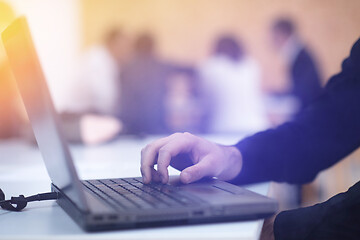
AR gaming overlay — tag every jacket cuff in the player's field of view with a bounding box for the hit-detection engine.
[229,138,270,184]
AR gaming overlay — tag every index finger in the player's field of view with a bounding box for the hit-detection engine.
[140,133,183,183]
[156,134,196,183]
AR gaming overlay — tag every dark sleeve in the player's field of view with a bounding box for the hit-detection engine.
[292,50,322,108]
[274,180,360,240]
[231,38,360,185]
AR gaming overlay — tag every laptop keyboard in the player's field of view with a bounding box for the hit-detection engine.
[82,178,205,211]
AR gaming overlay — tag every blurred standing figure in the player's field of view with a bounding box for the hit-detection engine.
[120,33,192,135]
[271,18,322,111]
[269,18,323,211]
[71,28,128,116]
[164,73,204,133]
[199,36,268,134]
[61,28,126,144]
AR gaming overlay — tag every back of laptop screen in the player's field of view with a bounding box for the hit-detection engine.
[1,17,88,211]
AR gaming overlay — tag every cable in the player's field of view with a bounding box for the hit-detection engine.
[0,188,58,212]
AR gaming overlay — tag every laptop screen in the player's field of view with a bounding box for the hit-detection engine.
[1,17,88,211]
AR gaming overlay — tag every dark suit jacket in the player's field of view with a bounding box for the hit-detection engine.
[119,55,170,135]
[291,47,322,110]
[232,38,360,239]
[119,54,194,135]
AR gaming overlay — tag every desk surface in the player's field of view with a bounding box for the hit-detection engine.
[0,135,269,240]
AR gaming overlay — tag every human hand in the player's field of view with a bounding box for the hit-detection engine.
[140,132,242,184]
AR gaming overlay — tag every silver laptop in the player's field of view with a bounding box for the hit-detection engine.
[2,17,278,231]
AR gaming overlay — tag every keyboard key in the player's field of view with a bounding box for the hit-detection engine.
[124,178,140,183]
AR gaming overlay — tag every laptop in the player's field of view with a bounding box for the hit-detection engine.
[1,17,278,231]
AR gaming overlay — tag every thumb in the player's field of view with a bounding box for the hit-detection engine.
[180,156,213,184]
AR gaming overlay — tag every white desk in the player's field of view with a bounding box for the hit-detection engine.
[0,135,269,240]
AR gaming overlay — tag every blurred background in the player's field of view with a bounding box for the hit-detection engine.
[1,0,360,209]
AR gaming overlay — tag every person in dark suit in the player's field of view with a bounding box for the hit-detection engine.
[119,33,193,135]
[140,37,360,239]
[272,18,323,111]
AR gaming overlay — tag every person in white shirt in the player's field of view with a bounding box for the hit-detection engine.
[63,29,128,144]
[199,35,268,134]
[71,28,128,116]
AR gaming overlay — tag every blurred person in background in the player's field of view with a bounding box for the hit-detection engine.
[120,33,193,135]
[271,18,322,112]
[199,35,268,134]
[270,18,324,211]
[72,28,128,116]
[164,73,204,133]
[61,28,127,144]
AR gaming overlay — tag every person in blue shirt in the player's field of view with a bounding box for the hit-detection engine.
[140,38,360,239]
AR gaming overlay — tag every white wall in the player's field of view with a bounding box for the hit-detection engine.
[7,0,81,111]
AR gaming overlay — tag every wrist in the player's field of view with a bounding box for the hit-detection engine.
[218,145,242,181]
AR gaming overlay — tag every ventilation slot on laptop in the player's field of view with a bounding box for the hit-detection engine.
[93,215,104,221]
[136,213,188,222]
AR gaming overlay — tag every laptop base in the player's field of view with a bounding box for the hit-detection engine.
[52,180,275,232]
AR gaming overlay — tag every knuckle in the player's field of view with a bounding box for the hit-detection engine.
[183,132,192,137]
[173,132,182,138]
[158,165,167,174]
[158,147,170,157]
[184,131,196,143]
[142,143,155,155]
[141,144,148,153]
[145,143,154,151]
[140,147,146,156]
